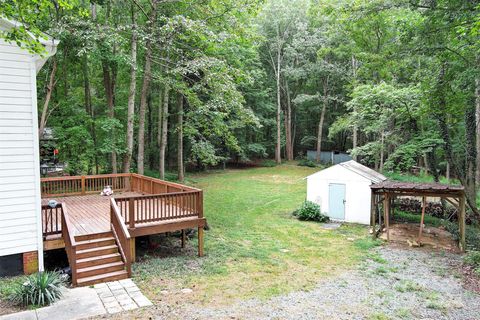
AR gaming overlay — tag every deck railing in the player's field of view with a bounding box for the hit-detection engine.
[42,172,203,234]
[110,198,132,276]
[115,190,203,227]
[41,203,62,238]
[60,203,78,285]
[41,173,131,197]
[130,173,199,194]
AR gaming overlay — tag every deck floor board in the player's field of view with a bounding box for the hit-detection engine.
[42,192,143,236]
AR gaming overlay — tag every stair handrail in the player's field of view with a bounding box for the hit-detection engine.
[60,203,77,285]
[110,198,132,277]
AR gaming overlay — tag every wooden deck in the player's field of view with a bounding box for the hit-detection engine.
[42,192,143,236]
[41,191,203,236]
[40,173,206,286]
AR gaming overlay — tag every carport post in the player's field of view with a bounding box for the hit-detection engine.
[417,196,426,244]
[383,193,390,241]
[459,195,466,252]
[370,190,376,239]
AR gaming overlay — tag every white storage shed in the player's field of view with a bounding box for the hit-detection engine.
[0,18,58,275]
[306,160,387,224]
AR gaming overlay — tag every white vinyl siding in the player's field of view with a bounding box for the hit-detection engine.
[0,39,41,257]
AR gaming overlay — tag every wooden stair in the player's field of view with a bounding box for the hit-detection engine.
[74,232,129,286]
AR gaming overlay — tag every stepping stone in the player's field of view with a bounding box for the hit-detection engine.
[133,296,153,307]
[93,283,108,289]
[321,223,341,230]
[122,303,137,311]
[119,279,136,288]
[106,306,123,314]
[0,310,37,320]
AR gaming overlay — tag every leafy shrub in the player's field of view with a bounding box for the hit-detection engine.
[295,201,329,222]
[260,159,277,167]
[298,159,317,167]
[464,251,480,274]
[11,271,65,307]
[245,143,268,159]
[444,223,480,251]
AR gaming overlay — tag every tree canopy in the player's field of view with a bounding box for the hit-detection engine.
[1,0,479,213]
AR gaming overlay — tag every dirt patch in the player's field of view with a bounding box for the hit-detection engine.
[379,222,459,252]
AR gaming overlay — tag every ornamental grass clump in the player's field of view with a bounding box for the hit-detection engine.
[11,271,66,307]
[294,200,329,222]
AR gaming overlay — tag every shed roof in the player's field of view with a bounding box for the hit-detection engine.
[370,180,464,196]
[338,160,387,183]
[306,160,387,183]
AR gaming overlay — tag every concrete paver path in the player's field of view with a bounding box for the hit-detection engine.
[0,279,152,320]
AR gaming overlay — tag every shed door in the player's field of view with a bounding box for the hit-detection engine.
[328,183,346,220]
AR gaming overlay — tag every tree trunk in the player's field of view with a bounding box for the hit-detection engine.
[136,4,157,175]
[159,85,169,180]
[316,78,328,163]
[285,80,293,161]
[102,62,117,172]
[475,66,480,188]
[351,55,358,161]
[352,126,358,161]
[136,44,153,175]
[101,0,117,173]
[177,94,184,182]
[147,92,155,170]
[436,64,478,215]
[465,99,477,209]
[379,130,385,172]
[275,41,282,164]
[82,55,98,174]
[426,149,439,182]
[122,6,137,173]
[38,59,57,138]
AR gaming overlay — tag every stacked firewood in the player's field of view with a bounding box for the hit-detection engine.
[394,198,457,219]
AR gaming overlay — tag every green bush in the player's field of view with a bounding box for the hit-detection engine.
[11,271,66,307]
[295,201,329,222]
[464,251,480,274]
[444,223,480,251]
[260,159,277,167]
[298,159,317,167]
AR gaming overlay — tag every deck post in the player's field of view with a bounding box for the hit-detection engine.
[198,191,204,218]
[181,229,186,248]
[130,237,136,262]
[128,198,135,229]
[198,226,204,257]
[81,176,85,195]
[459,194,466,252]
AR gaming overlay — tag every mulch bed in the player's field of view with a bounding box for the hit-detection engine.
[0,299,22,316]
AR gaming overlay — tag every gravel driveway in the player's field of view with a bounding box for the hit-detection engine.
[104,245,480,320]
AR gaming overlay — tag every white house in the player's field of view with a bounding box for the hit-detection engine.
[306,160,387,225]
[0,18,58,275]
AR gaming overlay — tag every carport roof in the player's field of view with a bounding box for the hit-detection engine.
[370,180,464,197]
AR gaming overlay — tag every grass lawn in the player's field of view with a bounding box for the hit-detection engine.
[134,164,378,306]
